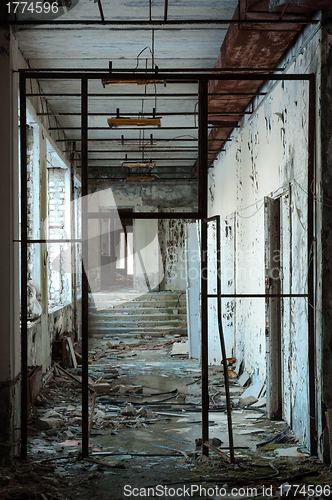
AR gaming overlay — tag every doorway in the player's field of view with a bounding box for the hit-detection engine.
[264,196,282,420]
[100,209,134,288]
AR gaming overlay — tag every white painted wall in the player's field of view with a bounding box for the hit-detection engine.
[134,219,162,291]
[207,25,322,447]
[186,222,201,360]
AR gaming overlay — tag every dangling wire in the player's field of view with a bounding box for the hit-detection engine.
[152,28,155,68]
[135,47,153,70]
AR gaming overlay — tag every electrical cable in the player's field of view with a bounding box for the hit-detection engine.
[256,425,290,447]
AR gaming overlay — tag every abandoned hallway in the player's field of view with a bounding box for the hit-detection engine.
[1,0,332,498]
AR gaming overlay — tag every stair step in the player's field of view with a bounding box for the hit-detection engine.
[89,326,184,336]
[89,319,185,327]
[88,291,187,337]
[89,311,187,321]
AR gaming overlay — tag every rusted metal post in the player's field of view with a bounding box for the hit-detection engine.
[81,78,89,458]
[216,215,235,463]
[164,0,168,21]
[20,71,28,461]
[199,78,209,456]
[308,74,316,456]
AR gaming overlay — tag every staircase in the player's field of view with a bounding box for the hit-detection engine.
[88,290,187,337]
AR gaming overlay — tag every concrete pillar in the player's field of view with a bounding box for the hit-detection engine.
[321,20,332,462]
[39,130,50,370]
[0,27,21,461]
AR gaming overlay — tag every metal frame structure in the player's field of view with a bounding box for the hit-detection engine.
[20,69,316,460]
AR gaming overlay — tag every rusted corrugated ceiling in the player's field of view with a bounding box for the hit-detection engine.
[192,0,332,176]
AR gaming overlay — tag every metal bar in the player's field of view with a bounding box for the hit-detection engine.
[308,74,316,456]
[17,239,83,243]
[88,211,200,219]
[207,293,308,298]
[49,127,200,130]
[88,179,197,184]
[22,72,311,81]
[199,79,209,457]
[85,168,193,171]
[56,139,231,142]
[83,168,194,173]
[68,149,201,153]
[20,71,28,461]
[48,126,239,131]
[21,67,284,74]
[9,18,317,24]
[164,0,168,22]
[215,215,234,463]
[28,93,199,98]
[81,78,89,459]
[39,112,247,117]
[27,92,266,98]
[88,178,193,181]
[74,157,197,161]
[97,0,105,22]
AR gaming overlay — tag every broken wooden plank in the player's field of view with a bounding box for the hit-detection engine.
[55,363,95,393]
[204,441,231,463]
[67,337,78,369]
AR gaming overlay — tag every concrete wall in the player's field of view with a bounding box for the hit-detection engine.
[24,101,82,372]
[0,28,83,459]
[207,23,322,450]
[91,182,197,291]
[0,27,21,461]
[320,19,332,462]
[159,210,190,291]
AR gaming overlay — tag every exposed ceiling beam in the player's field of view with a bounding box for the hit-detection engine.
[164,0,169,22]
[8,19,317,26]
[97,0,105,22]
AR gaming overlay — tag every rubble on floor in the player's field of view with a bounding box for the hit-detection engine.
[1,331,331,499]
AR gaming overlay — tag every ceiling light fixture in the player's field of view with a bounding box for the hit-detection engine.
[102,79,164,86]
[122,162,155,168]
[108,118,161,128]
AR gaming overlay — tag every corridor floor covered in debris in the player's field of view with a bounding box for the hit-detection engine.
[1,291,331,499]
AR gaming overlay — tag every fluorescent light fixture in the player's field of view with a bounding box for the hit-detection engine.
[126,176,155,181]
[108,118,161,128]
[102,79,164,86]
[122,162,155,168]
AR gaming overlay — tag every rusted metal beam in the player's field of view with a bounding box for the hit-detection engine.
[67,149,201,153]
[38,112,248,116]
[205,215,235,463]
[207,293,308,298]
[216,215,234,463]
[28,92,265,98]
[88,179,196,184]
[73,157,197,161]
[9,19,318,26]
[97,0,105,22]
[55,138,231,142]
[84,168,193,171]
[22,71,311,81]
[199,79,209,457]
[20,71,28,461]
[308,74,316,456]
[164,0,168,21]
[87,211,200,219]
[48,126,238,131]
[81,78,89,459]
[22,67,284,74]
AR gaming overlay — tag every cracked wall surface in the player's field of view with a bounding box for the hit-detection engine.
[207,23,323,451]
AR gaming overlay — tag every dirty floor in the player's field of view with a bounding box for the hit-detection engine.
[1,331,331,500]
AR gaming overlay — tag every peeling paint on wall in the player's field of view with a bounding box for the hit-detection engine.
[207,25,322,448]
